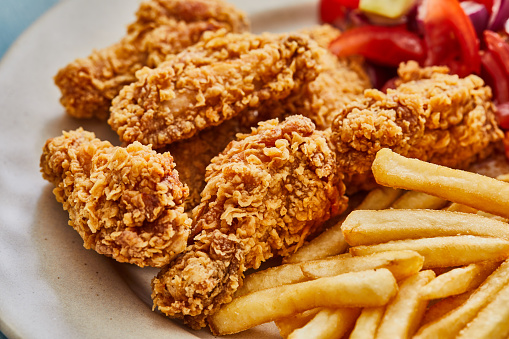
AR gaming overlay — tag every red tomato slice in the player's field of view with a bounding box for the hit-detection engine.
[319,0,359,24]
[504,132,509,160]
[328,25,425,67]
[421,0,481,76]
[481,50,509,103]
[484,30,509,77]
[497,102,509,130]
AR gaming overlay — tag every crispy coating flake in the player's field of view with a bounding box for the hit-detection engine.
[252,25,371,130]
[108,31,324,148]
[151,115,347,329]
[54,0,249,119]
[40,128,192,267]
[331,61,504,175]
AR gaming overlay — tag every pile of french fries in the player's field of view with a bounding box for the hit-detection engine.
[208,148,509,338]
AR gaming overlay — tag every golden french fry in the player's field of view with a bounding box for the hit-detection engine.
[275,308,321,338]
[235,262,307,297]
[420,291,474,326]
[445,203,478,214]
[349,236,509,269]
[356,186,403,210]
[414,259,509,339]
[342,209,509,246]
[282,220,349,264]
[376,270,435,339]
[457,280,509,339]
[283,187,401,264]
[420,261,500,300]
[349,306,385,339]
[288,307,360,339]
[372,148,509,219]
[498,173,509,182]
[391,191,448,210]
[208,269,398,335]
[300,250,423,281]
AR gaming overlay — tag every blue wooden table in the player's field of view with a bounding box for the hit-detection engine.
[1,2,59,338]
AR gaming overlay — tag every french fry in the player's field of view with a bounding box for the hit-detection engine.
[414,259,509,339]
[355,186,403,210]
[498,173,509,182]
[420,291,474,326]
[420,261,500,300]
[372,148,509,219]
[235,262,307,297]
[390,191,448,210]
[208,269,398,335]
[283,187,401,264]
[375,270,435,339]
[457,280,509,339]
[349,236,509,269]
[288,307,360,339]
[445,203,478,213]
[282,219,349,264]
[349,306,385,339]
[342,209,509,246]
[300,250,423,281]
[275,308,321,338]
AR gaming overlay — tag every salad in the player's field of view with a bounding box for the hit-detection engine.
[319,0,509,157]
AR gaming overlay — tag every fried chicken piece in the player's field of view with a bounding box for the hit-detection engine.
[251,25,371,130]
[108,31,323,148]
[331,61,504,177]
[161,117,255,212]
[151,115,348,329]
[40,128,192,267]
[54,0,249,119]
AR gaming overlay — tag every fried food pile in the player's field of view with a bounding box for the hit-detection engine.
[40,128,191,267]
[41,0,507,335]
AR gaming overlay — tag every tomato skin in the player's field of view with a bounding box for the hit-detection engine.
[481,50,509,103]
[497,102,509,130]
[504,132,509,160]
[481,31,509,104]
[328,25,425,67]
[421,0,481,77]
[319,0,359,24]
[484,31,509,77]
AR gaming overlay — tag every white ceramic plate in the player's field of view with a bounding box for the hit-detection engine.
[0,0,318,338]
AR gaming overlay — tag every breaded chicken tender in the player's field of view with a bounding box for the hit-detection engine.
[40,128,192,267]
[54,0,249,119]
[331,61,504,176]
[151,115,348,329]
[161,117,253,211]
[108,31,324,148]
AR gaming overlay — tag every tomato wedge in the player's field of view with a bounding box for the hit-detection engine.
[497,102,509,130]
[481,31,509,104]
[328,25,425,67]
[420,0,481,77]
[481,50,509,103]
[320,0,359,24]
[504,132,509,160]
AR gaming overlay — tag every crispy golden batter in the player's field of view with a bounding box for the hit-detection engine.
[108,31,323,148]
[252,25,371,130]
[332,61,504,175]
[54,0,249,119]
[151,116,347,329]
[160,117,252,211]
[40,128,192,267]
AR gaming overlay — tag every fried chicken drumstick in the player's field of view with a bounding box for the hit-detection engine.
[108,31,323,148]
[332,61,504,177]
[54,0,249,119]
[40,129,192,267]
[151,115,348,329]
